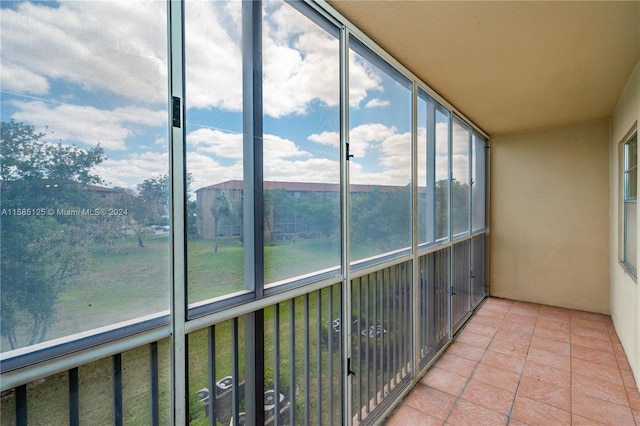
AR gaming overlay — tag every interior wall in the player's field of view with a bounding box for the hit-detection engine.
[490,120,610,313]
[610,60,640,386]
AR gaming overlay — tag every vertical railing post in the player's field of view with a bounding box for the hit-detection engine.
[15,384,27,426]
[113,354,123,426]
[69,368,79,426]
[207,326,216,424]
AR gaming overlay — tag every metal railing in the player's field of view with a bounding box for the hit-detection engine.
[418,247,451,368]
[350,260,413,425]
[1,235,487,426]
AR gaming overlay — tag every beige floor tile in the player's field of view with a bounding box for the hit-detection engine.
[480,349,526,375]
[460,379,515,415]
[420,367,468,396]
[472,363,520,393]
[404,384,456,421]
[385,405,443,426]
[511,395,571,425]
[446,399,508,426]
[517,374,570,412]
[434,353,478,378]
[572,391,635,425]
[384,298,638,426]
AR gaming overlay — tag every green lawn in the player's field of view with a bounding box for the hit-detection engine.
[1,235,346,425]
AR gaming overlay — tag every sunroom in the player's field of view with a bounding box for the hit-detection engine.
[0,1,638,425]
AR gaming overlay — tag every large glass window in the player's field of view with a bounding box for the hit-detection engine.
[472,132,487,231]
[262,2,341,287]
[417,91,451,246]
[348,37,412,264]
[185,0,246,305]
[451,117,471,238]
[1,1,170,352]
[185,2,341,304]
[417,95,429,245]
[623,132,637,275]
[1,2,491,423]
[435,107,451,242]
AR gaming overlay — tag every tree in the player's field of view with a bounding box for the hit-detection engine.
[295,192,339,238]
[1,120,107,349]
[350,186,412,254]
[120,173,193,247]
[120,175,169,248]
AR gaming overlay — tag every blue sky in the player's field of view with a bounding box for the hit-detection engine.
[1,0,462,194]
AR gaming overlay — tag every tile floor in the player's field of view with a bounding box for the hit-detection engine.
[384,297,640,425]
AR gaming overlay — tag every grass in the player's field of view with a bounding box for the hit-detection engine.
[1,233,407,425]
[1,235,346,425]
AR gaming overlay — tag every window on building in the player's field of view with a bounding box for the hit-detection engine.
[623,132,637,276]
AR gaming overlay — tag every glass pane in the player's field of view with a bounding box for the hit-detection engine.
[417,95,428,245]
[435,108,450,242]
[185,0,246,304]
[419,94,450,246]
[262,2,340,286]
[627,134,637,200]
[348,37,412,264]
[625,202,637,272]
[1,1,169,353]
[452,118,471,237]
[472,133,486,231]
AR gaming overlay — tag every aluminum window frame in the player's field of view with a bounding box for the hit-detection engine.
[623,131,638,277]
[1,1,491,425]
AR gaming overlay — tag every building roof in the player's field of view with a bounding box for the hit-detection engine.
[197,180,426,194]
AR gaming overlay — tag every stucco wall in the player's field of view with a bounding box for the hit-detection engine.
[610,61,640,386]
[490,120,610,314]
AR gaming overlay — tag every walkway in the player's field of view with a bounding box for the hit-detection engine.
[385,297,640,425]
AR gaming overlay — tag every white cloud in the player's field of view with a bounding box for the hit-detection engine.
[365,98,390,108]
[264,134,311,160]
[262,3,342,117]
[308,131,339,148]
[349,55,384,108]
[1,64,49,95]
[187,128,244,159]
[349,123,397,158]
[184,1,242,111]
[187,151,243,193]
[263,157,340,183]
[379,132,411,171]
[1,1,168,104]
[2,0,383,124]
[94,152,168,189]
[187,128,309,161]
[10,101,166,150]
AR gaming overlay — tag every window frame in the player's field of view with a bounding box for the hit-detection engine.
[622,131,637,277]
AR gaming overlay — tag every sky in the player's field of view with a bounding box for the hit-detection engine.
[0,0,470,196]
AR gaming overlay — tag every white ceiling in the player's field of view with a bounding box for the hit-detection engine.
[327,0,640,136]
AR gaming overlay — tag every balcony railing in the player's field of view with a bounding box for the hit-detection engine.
[1,233,487,425]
